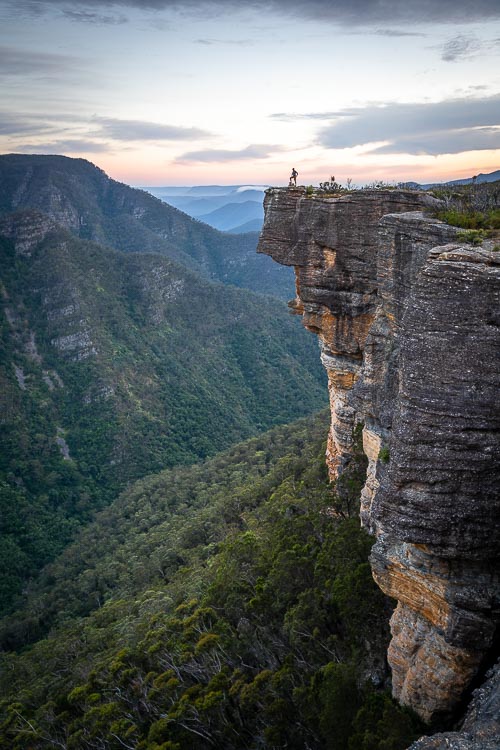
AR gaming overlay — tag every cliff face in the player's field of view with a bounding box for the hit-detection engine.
[409,659,500,749]
[257,187,500,724]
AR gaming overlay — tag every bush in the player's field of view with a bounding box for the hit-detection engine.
[378,446,390,464]
[456,229,487,245]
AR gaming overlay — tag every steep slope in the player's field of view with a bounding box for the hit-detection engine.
[0,154,292,299]
[0,209,327,614]
[258,186,500,725]
[0,412,425,750]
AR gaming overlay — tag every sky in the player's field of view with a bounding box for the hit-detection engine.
[1,0,500,186]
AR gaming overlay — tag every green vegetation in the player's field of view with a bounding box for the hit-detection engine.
[434,205,500,244]
[435,208,500,231]
[309,178,406,196]
[456,229,488,245]
[431,180,500,241]
[378,446,390,465]
[315,179,353,196]
[318,179,347,193]
[0,413,425,749]
[361,180,398,190]
[0,220,327,615]
[0,154,294,300]
[430,181,500,210]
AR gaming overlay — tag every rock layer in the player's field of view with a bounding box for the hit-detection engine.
[408,660,500,750]
[258,187,500,723]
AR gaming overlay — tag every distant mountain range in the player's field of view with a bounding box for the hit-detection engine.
[404,169,500,190]
[143,184,267,233]
[199,200,264,233]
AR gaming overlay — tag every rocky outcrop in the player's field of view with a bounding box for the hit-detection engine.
[0,211,100,362]
[408,660,500,749]
[258,187,500,725]
[0,210,58,256]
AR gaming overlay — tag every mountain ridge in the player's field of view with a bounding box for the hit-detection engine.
[198,200,264,233]
[0,154,292,300]
[403,168,500,190]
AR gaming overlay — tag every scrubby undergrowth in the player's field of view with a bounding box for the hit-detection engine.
[0,412,425,749]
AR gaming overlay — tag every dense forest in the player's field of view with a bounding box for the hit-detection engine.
[0,412,424,749]
[0,155,330,616]
[0,212,326,615]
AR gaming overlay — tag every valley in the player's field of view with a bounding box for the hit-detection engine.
[0,156,326,616]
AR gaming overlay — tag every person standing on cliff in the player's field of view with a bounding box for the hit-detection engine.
[290,167,298,187]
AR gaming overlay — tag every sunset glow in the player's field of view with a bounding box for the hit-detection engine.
[1,0,499,186]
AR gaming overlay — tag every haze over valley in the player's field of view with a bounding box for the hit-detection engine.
[144,184,266,233]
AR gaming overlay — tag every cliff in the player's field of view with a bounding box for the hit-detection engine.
[257,187,500,726]
[409,659,500,749]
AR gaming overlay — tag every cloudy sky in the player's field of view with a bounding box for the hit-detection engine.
[1,0,500,186]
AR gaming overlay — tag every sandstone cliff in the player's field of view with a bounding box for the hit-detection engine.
[257,187,500,727]
[408,659,500,749]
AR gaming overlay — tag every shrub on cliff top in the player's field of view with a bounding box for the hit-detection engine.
[436,207,500,230]
[456,229,488,245]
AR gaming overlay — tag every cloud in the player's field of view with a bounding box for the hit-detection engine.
[194,37,254,45]
[0,45,80,76]
[0,113,209,147]
[12,139,110,154]
[176,143,287,162]
[62,9,127,23]
[0,112,58,136]
[371,128,500,155]
[95,117,212,141]
[345,28,427,37]
[7,0,500,26]
[317,95,500,155]
[371,29,426,38]
[270,111,355,122]
[441,34,482,61]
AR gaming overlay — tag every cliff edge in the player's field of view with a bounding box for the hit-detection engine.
[257,187,500,727]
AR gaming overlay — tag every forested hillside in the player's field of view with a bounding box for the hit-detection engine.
[0,210,326,614]
[0,412,424,749]
[0,154,292,299]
